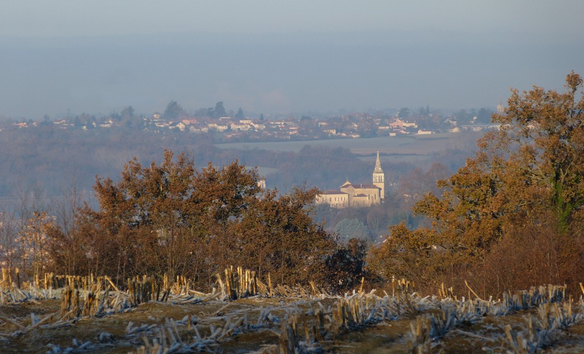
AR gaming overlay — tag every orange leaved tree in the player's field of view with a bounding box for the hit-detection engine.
[369,72,584,295]
[46,150,336,289]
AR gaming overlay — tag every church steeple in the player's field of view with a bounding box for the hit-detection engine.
[374,151,383,173]
[372,151,385,200]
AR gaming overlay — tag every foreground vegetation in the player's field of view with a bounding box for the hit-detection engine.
[2,270,584,353]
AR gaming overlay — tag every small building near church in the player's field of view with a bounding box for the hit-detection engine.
[315,190,349,208]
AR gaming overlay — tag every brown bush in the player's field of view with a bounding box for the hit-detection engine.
[479,217,584,296]
[44,150,337,290]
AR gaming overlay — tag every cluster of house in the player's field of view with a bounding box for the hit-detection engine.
[377,118,434,136]
[7,109,502,142]
[316,151,385,208]
[150,114,307,140]
[152,115,263,133]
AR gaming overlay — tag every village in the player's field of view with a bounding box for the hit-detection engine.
[1,102,502,143]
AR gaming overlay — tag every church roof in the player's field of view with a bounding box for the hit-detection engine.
[341,183,380,189]
[320,190,348,195]
[373,151,384,173]
[340,179,353,188]
[356,184,380,189]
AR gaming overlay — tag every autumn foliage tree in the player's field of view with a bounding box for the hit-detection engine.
[46,150,336,289]
[369,72,584,295]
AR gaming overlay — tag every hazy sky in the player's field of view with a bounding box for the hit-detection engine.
[1,1,583,118]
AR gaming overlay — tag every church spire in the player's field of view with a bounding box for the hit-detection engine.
[373,151,383,173]
[372,150,385,201]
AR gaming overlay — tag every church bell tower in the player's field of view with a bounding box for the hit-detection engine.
[372,151,385,200]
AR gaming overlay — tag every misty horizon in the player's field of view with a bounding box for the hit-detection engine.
[1,1,583,119]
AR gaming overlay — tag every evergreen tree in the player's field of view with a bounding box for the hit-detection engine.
[163,100,184,120]
[212,101,227,118]
[235,108,244,120]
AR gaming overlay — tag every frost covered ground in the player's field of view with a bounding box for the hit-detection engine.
[1,278,584,353]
